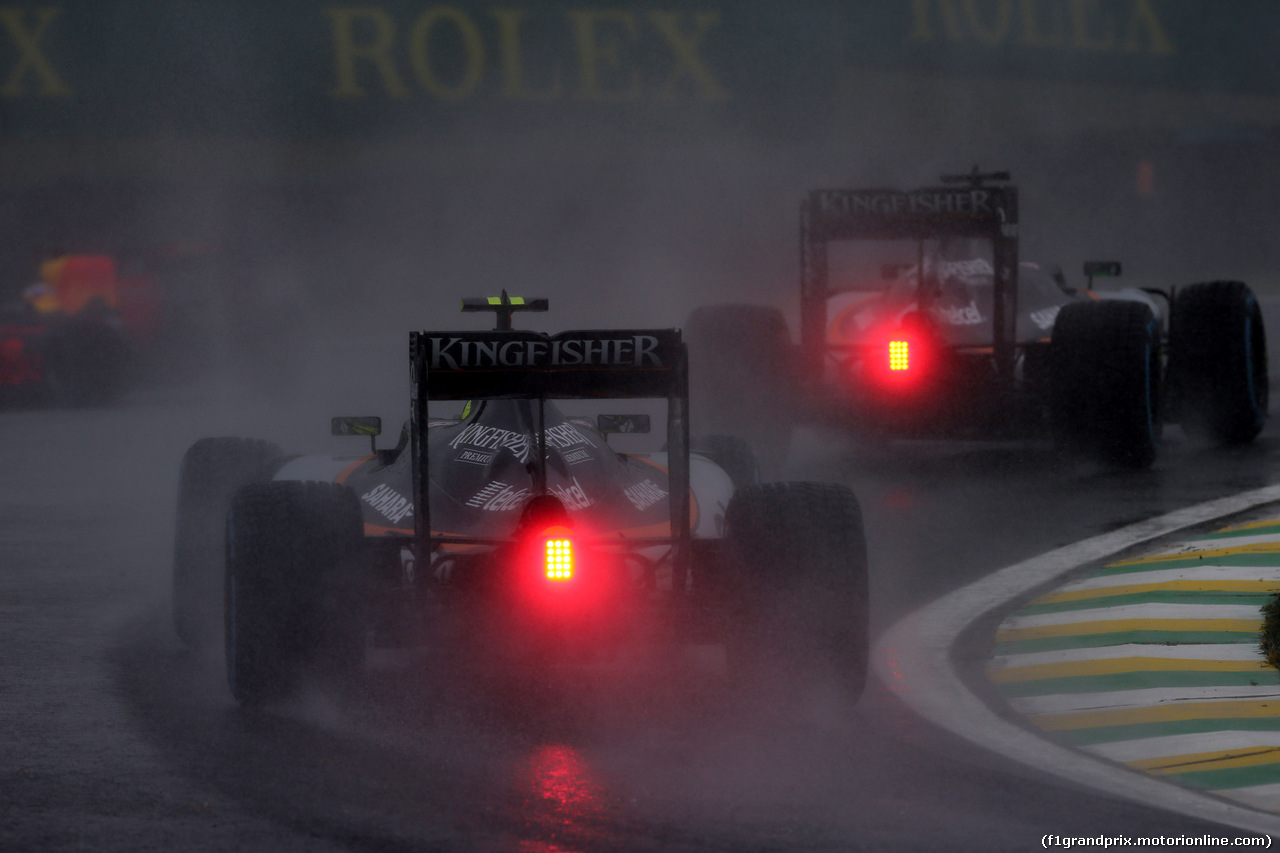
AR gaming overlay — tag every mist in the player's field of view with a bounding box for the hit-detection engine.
[4,2,1279,850]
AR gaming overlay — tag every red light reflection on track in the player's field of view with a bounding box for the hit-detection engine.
[526,744,602,813]
[510,743,611,852]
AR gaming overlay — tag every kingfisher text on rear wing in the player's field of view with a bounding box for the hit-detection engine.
[412,329,686,400]
[424,333,667,370]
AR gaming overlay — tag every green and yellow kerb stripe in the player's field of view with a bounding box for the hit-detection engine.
[986,516,1280,809]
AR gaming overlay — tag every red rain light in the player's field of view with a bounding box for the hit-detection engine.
[888,339,910,371]
[867,315,940,393]
[542,529,574,582]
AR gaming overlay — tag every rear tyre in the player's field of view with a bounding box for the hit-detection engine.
[722,482,869,707]
[1168,280,1268,445]
[224,481,365,707]
[685,304,795,478]
[1050,299,1162,469]
[173,437,281,649]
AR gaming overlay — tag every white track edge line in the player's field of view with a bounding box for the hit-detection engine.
[871,483,1280,837]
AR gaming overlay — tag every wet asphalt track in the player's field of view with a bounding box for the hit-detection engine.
[5,337,1280,852]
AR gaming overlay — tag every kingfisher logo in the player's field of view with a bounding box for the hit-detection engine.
[427,334,664,370]
[447,421,595,464]
[448,423,531,462]
[819,189,999,218]
[544,422,596,450]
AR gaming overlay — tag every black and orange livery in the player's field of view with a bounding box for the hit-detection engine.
[174,293,871,708]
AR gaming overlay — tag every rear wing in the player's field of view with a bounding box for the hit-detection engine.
[800,177,1021,381]
[407,328,691,578]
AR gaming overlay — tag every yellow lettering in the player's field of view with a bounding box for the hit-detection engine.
[964,0,1012,46]
[1070,0,1115,51]
[648,11,726,101]
[1017,0,1065,48]
[1123,0,1173,55]
[326,7,407,98]
[1,7,70,97]
[907,0,1170,58]
[567,10,640,101]
[909,0,964,42]
[408,7,484,100]
[492,8,561,100]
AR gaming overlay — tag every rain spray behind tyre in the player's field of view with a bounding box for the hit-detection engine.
[722,482,869,708]
[225,480,365,707]
[172,437,281,649]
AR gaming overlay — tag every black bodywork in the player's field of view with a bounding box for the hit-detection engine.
[797,170,1062,437]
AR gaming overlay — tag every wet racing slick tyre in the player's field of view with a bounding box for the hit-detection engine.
[172,437,281,649]
[691,434,759,493]
[723,482,869,708]
[685,304,795,478]
[1167,280,1269,446]
[225,481,366,707]
[1050,299,1162,469]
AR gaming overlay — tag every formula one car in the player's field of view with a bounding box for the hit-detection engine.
[688,169,1268,469]
[0,254,133,406]
[0,306,131,406]
[172,295,869,708]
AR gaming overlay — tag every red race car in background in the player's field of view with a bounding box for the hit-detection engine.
[0,254,144,406]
